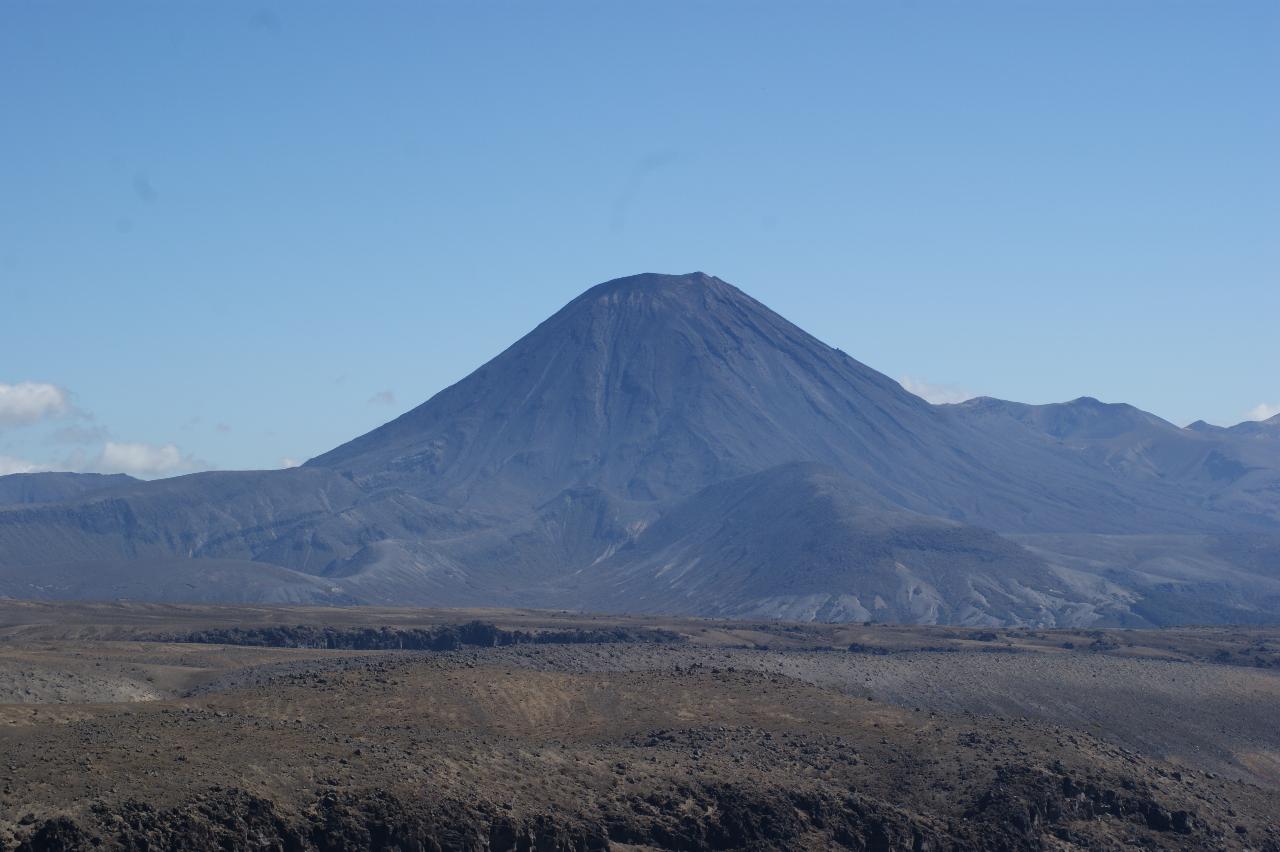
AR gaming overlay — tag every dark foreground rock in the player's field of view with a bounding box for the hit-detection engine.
[12,768,1256,852]
[144,621,683,651]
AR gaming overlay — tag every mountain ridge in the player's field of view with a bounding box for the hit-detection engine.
[1,272,1278,625]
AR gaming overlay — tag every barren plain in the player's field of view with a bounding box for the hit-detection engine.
[1,601,1277,850]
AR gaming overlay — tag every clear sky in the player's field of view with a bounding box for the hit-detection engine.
[2,1,1276,477]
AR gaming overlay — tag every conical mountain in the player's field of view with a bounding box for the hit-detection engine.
[309,272,940,512]
[2,271,1278,624]
[308,272,1227,533]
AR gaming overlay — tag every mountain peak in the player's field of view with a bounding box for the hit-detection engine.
[1186,420,1223,433]
[569,271,736,310]
[307,271,931,509]
[947,394,1177,439]
[582,271,720,293]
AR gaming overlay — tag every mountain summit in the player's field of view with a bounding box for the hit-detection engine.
[2,272,1278,624]
[307,272,1252,534]
[309,271,936,512]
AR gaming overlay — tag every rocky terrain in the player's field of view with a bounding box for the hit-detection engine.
[1,602,1278,850]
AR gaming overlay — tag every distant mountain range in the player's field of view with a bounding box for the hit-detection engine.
[2,273,1278,625]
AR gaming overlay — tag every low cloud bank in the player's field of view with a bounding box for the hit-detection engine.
[899,376,975,406]
[1246,402,1280,422]
[1,380,208,479]
[95,441,203,477]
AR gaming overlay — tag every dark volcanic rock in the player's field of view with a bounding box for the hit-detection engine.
[146,621,683,651]
[12,769,1228,852]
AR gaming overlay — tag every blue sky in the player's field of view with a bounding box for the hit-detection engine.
[2,1,1276,476]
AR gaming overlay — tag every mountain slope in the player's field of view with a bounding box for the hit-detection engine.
[0,472,137,506]
[0,557,352,604]
[0,467,482,582]
[945,396,1280,524]
[569,463,1123,625]
[309,272,1252,534]
[0,272,1277,624]
[309,272,945,511]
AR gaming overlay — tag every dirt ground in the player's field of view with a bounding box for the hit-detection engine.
[1,601,1277,850]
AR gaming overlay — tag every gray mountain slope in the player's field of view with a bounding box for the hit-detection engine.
[560,463,1128,625]
[944,396,1280,526]
[1226,412,1280,432]
[1012,532,1280,626]
[308,273,1254,534]
[1,272,1277,624]
[231,467,1074,624]
[0,466,495,570]
[0,556,351,604]
[310,272,953,512]
[0,473,137,506]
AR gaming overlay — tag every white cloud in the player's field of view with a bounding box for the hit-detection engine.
[94,441,204,477]
[0,381,212,477]
[279,457,301,468]
[1247,402,1280,422]
[0,455,52,475]
[368,390,396,406]
[0,382,72,427]
[899,376,975,406]
[0,440,208,479]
